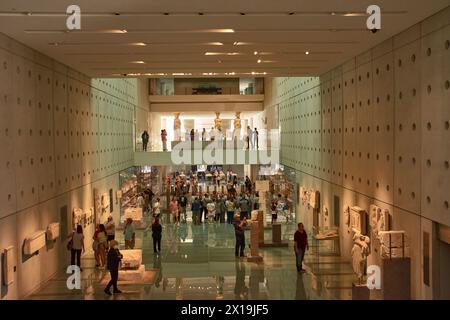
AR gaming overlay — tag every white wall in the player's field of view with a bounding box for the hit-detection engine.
[0,32,145,299]
[267,7,450,299]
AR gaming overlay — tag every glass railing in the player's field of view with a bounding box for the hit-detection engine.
[135,129,280,153]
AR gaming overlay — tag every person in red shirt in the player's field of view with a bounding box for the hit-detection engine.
[161,129,168,151]
[294,222,309,272]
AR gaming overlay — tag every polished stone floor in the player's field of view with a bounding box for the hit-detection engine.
[28,218,355,300]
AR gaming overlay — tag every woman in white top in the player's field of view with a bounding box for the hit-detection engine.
[69,225,85,271]
[153,198,161,218]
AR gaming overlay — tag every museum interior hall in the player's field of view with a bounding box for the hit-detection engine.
[0,0,449,301]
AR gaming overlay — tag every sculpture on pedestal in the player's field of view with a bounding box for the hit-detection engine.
[174,113,181,141]
[214,112,222,130]
[233,112,241,141]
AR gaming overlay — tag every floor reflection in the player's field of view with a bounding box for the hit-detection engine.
[28,220,354,300]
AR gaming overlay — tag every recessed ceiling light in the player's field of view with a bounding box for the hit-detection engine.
[130,60,145,64]
[257,59,262,63]
[207,42,224,46]
[330,12,336,16]
[305,51,310,55]
[202,28,235,33]
[343,12,367,17]
[254,51,258,55]
[130,42,147,46]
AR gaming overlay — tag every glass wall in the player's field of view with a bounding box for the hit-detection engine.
[150,78,264,95]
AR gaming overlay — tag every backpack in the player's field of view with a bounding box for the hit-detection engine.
[66,232,74,251]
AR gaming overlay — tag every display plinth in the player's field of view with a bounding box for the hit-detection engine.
[247,221,263,263]
[272,224,282,243]
[259,223,289,247]
[121,250,142,269]
[382,257,411,300]
[118,264,145,282]
[352,283,370,300]
[257,211,264,244]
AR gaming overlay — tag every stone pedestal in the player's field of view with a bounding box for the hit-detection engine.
[382,257,411,300]
[352,283,370,300]
[272,224,282,243]
[258,211,264,244]
[247,221,263,262]
[259,223,289,247]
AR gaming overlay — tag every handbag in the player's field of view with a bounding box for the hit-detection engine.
[67,233,74,251]
[92,240,99,251]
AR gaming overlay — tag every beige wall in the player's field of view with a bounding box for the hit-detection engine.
[0,32,142,299]
[268,7,450,299]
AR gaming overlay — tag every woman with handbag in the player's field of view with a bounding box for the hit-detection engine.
[97,224,108,268]
[68,225,85,271]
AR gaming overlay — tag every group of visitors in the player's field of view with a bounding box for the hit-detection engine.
[152,126,260,151]
[245,126,259,150]
[271,194,291,224]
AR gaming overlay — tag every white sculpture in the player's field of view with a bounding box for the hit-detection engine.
[24,230,46,255]
[46,222,60,241]
[351,233,371,284]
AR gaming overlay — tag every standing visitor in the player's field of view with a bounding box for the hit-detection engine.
[137,193,145,209]
[234,215,247,258]
[105,216,116,243]
[68,225,85,271]
[153,197,161,218]
[202,128,206,141]
[161,129,168,151]
[169,196,179,224]
[104,240,122,295]
[254,128,259,149]
[253,192,260,210]
[97,224,108,268]
[226,196,236,224]
[152,217,163,254]
[178,193,188,223]
[191,196,201,224]
[194,129,200,141]
[294,223,309,272]
[246,126,252,149]
[215,194,225,223]
[141,130,149,151]
[271,201,278,224]
[202,194,212,223]
[190,129,195,141]
[123,218,135,249]
[239,195,250,220]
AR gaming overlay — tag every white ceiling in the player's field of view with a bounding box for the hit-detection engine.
[0,0,448,78]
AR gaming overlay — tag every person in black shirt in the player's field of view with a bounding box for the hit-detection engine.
[234,216,247,257]
[152,217,163,254]
[104,240,122,295]
[141,130,149,151]
[178,193,188,223]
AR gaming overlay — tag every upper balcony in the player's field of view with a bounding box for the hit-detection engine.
[149,94,264,112]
